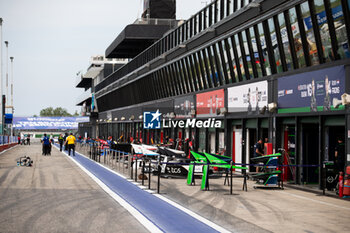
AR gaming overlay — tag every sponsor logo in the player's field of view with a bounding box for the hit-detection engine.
[143,110,222,129]
[162,118,222,128]
[143,110,161,129]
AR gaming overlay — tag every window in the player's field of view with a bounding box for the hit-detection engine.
[330,0,350,58]
[258,23,272,75]
[268,18,283,73]
[300,2,320,65]
[237,0,241,10]
[160,68,170,97]
[171,63,183,95]
[204,7,209,29]
[248,27,263,77]
[188,55,200,91]
[180,25,184,43]
[194,15,198,35]
[233,34,246,80]
[288,8,307,68]
[241,30,255,78]
[220,0,225,19]
[167,65,177,96]
[228,35,242,82]
[176,61,188,94]
[242,0,249,7]
[214,1,219,23]
[209,45,221,86]
[209,4,213,26]
[314,0,333,62]
[204,48,215,87]
[221,40,234,83]
[193,53,205,90]
[196,51,208,89]
[200,49,213,88]
[181,59,192,93]
[214,42,227,84]
[277,13,294,71]
[166,67,175,96]
[227,0,233,16]
[154,71,164,98]
[151,73,162,99]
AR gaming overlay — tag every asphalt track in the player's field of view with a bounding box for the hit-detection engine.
[3,144,350,233]
[59,145,230,233]
[0,144,148,233]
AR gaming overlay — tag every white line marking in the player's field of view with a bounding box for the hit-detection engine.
[154,194,233,233]
[283,192,350,211]
[53,146,163,233]
[58,146,233,233]
[0,144,17,155]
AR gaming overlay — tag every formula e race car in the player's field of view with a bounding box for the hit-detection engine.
[131,144,199,177]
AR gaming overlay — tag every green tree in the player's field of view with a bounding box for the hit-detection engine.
[40,107,54,116]
[40,107,73,117]
[53,107,71,116]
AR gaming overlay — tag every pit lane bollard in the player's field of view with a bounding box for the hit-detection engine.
[142,160,145,186]
[123,153,125,174]
[148,161,151,190]
[157,157,161,194]
[118,151,121,171]
[243,170,248,192]
[135,157,138,182]
[130,154,133,180]
[323,162,326,195]
[230,161,233,195]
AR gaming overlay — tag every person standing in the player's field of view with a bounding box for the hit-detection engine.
[335,137,345,173]
[63,133,68,151]
[58,134,64,152]
[65,133,76,156]
[26,135,30,145]
[253,138,264,172]
[17,134,20,144]
[21,134,25,145]
[42,134,50,155]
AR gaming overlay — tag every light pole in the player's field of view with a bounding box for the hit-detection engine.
[0,18,3,135]
[4,41,8,135]
[10,56,13,136]
[5,41,8,113]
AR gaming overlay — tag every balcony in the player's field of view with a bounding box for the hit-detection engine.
[105,18,179,59]
[76,66,103,88]
[76,88,92,106]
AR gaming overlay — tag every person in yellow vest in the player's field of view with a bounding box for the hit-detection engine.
[65,133,76,156]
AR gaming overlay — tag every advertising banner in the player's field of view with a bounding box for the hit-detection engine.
[277,66,345,113]
[13,117,90,130]
[196,89,224,117]
[174,96,195,118]
[227,81,268,113]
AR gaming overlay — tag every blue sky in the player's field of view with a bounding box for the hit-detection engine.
[0,0,207,116]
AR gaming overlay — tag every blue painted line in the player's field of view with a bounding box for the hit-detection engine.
[61,147,221,233]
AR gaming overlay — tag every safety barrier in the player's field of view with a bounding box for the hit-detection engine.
[0,136,17,145]
[75,141,337,197]
[0,136,18,152]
